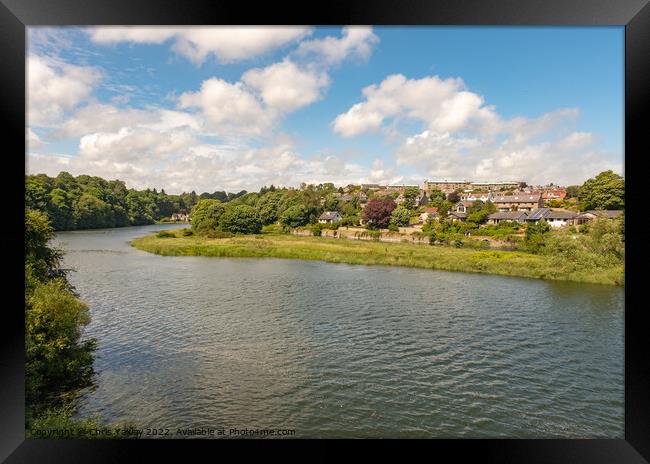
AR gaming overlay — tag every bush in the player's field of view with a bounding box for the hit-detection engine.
[156,231,175,238]
[204,230,234,239]
[181,228,193,236]
[219,205,262,234]
[191,199,225,235]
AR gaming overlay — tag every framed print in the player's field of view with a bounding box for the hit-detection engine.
[2,0,649,461]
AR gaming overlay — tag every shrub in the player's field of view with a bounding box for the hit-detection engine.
[191,199,225,235]
[181,228,193,236]
[156,231,175,238]
[219,205,262,234]
[204,230,234,239]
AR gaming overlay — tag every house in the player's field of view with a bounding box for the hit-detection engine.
[447,211,467,222]
[486,211,528,225]
[574,210,623,225]
[493,192,543,212]
[544,210,577,228]
[469,181,521,191]
[422,179,471,194]
[318,211,342,224]
[461,192,494,202]
[420,207,439,223]
[526,208,576,227]
[171,210,190,221]
[453,201,473,213]
[542,189,567,202]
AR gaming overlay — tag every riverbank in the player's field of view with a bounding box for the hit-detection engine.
[131,229,623,285]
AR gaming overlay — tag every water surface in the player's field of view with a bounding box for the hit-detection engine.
[55,224,624,438]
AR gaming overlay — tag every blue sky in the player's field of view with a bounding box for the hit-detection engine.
[26,26,623,193]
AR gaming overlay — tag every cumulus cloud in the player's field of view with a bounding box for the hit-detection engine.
[53,102,203,139]
[332,73,498,137]
[241,59,330,113]
[27,55,102,126]
[294,26,380,66]
[334,73,622,185]
[87,26,312,65]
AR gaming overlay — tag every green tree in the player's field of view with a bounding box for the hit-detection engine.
[220,205,262,234]
[402,187,420,210]
[73,194,115,229]
[390,204,411,227]
[279,204,310,228]
[578,170,624,211]
[191,199,226,235]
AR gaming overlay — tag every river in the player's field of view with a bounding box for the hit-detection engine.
[54,224,624,438]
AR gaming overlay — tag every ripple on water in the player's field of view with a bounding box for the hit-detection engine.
[58,225,625,438]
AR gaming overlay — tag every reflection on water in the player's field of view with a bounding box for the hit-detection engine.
[55,224,624,438]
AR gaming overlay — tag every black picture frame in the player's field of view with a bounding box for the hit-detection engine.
[2,0,648,461]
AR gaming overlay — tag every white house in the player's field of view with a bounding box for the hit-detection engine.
[318,211,342,224]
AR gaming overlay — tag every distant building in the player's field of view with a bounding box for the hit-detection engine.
[470,181,522,191]
[447,211,467,222]
[493,193,543,212]
[487,211,528,225]
[420,207,439,223]
[461,192,494,202]
[361,184,384,190]
[422,180,471,195]
[171,210,190,221]
[574,210,623,225]
[318,211,342,224]
[541,188,567,202]
[386,184,419,194]
[453,201,473,213]
[525,208,576,227]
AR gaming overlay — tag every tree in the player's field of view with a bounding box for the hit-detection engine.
[191,199,226,235]
[427,188,445,206]
[279,204,310,228]
[578,170,624,211]
[25,209,65,282]
[402,187,420,210]
[362,198,396,229]
[565,185,580,199]
[390,204,411,227]
[525,220,551,254]
[446,191,461,203]
[219,205,262,234]
[73,194,115,229]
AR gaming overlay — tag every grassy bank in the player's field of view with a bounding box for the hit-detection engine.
[131,229,623,285]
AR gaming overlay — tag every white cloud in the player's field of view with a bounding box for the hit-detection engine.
[294,26,380,66]
[242,59,330,113]
[87,26,312,65]
[27,55,102,126]
[332,73,497,137]
[26,128,45,150]
[178,78,273,136]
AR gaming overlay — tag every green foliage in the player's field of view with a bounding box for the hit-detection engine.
[191,199,225,235]
[524,220,551,254]
[182,228,194,236]
[390,205,411,227]
[220,205,262,234]
[279,204,310,228]
[402,187,420,210]
[156,231,175,238]
[578,170,624,211]
[25,209,66,282]
[27,406,138,439]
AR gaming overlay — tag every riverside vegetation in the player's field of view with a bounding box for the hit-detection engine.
[25,208,136,438]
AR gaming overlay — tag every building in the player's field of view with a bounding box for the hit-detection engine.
[447,211,467,222]
[487,211,528,225]
[171,211,190,221]
[420,207,439,223]
[574,210,623,225]
[493,193,543,212]
[318,211,342,224]
[386,184,419,194]
[460,192,494,202]
[361,183,383,190]
[422,179,471,195]
[470,181,521,191]
[541,188,567,202]
[453,201,473,213]
[525,208,576,227]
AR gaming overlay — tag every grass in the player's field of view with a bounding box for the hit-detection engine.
[131,229,623,286]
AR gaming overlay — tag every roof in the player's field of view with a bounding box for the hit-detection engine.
[488,211,528,220]
[545,210,577,219]
[448,211,467,218]
[422,207,439,213]
[319,211,341,220]
[580,210,623,219]
[493,193,541,203]
[526,208,550,220]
